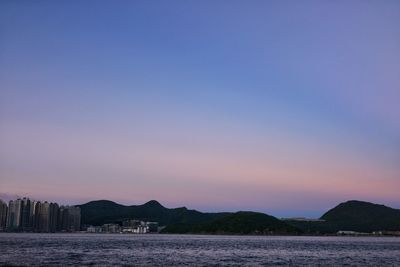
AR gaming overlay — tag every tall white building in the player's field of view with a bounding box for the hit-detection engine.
[6,199,23,230]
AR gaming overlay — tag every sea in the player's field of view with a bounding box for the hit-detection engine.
[0,233,399,266]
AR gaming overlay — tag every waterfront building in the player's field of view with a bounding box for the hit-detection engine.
[0,200,7,231]
[38,201,51,232]
[21,198,31,231]
[58,206,81,232]
[102,223,120,233]
[2,197,80,233]
[87,226,102,233]
[58,206,68,231]
[33,201,41,231]
[68,206,81,232]
[337,230,366,235]
[6,199,23,230]
[134,225,148,233]
[49,203,59,232]
[30,201,39,230]
[119,220,159,233]
[122,219,140,228]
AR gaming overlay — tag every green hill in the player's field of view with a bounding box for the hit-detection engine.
[320,200,400,232]
[78,200,228,226]
[79,199,400,234]
[286,200,400,233]
[162,211,301,234]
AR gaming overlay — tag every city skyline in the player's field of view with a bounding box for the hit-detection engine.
[1,1,400,218]
[0,197,81,232]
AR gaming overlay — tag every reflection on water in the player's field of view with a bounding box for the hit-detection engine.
[1,233,400,266]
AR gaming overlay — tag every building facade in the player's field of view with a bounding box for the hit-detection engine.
[58,206,81,232]
[21,198,31,231]
[0,198,81,233]
[0,200,7,231]
[6,199,23,230]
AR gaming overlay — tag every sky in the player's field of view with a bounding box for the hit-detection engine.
[0,0,399,218]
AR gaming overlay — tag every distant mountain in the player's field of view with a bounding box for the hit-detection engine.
[287,200,400,233]
[79,199,400,234]
[78,200,228,226]
[163,211,301,234]
[79,200,299,234]
[320,200,400,232]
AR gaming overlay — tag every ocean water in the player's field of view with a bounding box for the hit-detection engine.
[0,233,399,266]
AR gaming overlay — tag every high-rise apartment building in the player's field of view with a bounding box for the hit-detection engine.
[68,206,81,232]
[49,203,59,232]
[58,206,69,231]
[30,201,39,230]
[1,198,80,233]
[33,201,41,231]
[21,198,31,231]
[58,206,81,232]
[6,199,23,230]
[38,201,50,232]
[0,200,7,231]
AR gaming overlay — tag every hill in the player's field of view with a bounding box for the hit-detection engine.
[286,200,400,233]
[79,200,299,234]
[78,200,228,226]
[320,200,400,232]
[79,199,400,234]
[162,211,301,234]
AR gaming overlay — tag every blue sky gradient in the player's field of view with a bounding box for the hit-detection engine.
[1,1,399,217]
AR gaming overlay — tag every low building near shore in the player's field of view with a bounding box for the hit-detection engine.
[87,226,103,233]
[102,223,121,233]
[87,220,159,234]
[337,230,369,236]
[373,231,400,236]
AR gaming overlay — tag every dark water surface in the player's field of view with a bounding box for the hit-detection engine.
[1,233,400,266]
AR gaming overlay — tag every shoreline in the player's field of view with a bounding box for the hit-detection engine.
[1,232,399,237]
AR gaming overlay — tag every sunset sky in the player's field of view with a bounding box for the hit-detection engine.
[0,1,399,217]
